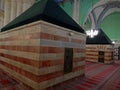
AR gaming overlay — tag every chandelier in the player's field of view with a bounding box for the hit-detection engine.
[86,29,99,38]
[85,0,99,38]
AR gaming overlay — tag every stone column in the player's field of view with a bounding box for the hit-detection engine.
[0,0,4,10]
[22,0,30,12]
[73,0,80,24]
[22,0,35,12]
[10,0,17,21]
[0,13,4,28]
[16,0,23,16]
[4,0,11,25]
[30,0,35,5]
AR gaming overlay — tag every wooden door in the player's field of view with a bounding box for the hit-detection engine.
[118,47,120,60]
[64,48,73,74]
[98,51,104,63]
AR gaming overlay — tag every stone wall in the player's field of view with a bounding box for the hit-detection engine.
[0,21,86,90]
[86,45,114,64]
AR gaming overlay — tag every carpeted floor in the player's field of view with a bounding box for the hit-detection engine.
[0,61,120,90]
[53,61,120,90]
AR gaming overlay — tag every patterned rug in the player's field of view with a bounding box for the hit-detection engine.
[0,69,31,90]
[0,61,120,90]
[53,60,120,90]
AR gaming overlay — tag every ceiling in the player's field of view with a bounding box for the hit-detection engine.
[84,0,120,29]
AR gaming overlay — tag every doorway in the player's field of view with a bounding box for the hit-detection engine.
[118,47,120,60]
[98,51,104,63]
[64,48,73,74]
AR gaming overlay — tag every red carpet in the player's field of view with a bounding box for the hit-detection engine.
[53,61,120,90]
[0,69,30,90]
[0,61,120,90]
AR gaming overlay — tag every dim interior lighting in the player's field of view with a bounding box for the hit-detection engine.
[86,29,99,38]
